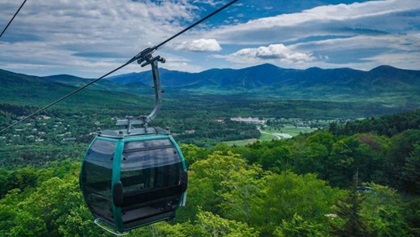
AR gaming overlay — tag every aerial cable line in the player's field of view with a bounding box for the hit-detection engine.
[153,0,238,51]
[0,0,239,134]
[0,0,28,39]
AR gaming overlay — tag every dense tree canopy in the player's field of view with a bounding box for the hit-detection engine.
[0,109,419,236]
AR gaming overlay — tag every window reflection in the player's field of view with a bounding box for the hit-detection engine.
[85,140,116,169]
[82,139,116,222]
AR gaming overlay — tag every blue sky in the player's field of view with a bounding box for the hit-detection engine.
[0,0,419,78]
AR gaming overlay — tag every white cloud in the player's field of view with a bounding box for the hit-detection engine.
[210,0,419,44]
[175,38,222,52]
[228,44,313,64]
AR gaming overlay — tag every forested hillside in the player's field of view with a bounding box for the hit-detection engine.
[2,66,420,110]
[0,109,418,236]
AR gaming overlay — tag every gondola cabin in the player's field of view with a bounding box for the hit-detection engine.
[80,126,188,233]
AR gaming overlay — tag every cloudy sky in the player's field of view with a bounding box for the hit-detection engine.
[0,0,419,78]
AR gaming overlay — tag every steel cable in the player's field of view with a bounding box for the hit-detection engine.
[0,0,28,39]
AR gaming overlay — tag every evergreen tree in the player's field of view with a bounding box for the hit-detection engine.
[330,173,371,237]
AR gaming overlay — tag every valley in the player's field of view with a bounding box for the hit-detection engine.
[1,64,419,166]
[0,66,419,236]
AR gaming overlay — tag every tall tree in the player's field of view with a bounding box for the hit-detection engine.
[218,162,263,224]
[401,144,420,194]
[330,174,371,237]
[387,129,420,192]
[178,151,256,221]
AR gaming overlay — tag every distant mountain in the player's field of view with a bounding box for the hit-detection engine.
[107,64,420,103]
[0,69,145,108]
[0,69,65,104]
[107,64,288,89]
[1,64,419,108]
[42,74,150,94]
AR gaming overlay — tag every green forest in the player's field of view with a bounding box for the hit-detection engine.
[0,107,419,236]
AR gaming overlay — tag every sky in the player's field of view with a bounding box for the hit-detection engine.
[0,0,419,78]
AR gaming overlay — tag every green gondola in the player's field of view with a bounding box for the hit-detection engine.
[80,127,187,234]
[79,52,187,235]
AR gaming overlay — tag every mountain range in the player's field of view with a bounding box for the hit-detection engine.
[107,64,420,96]
[1,64,419,108]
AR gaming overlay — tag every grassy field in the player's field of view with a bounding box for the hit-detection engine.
[224,125,318,146]
[259,126,317,141]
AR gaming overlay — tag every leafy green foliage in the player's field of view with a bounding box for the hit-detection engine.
[257,171,343,236]
[1,134,419,236]
[193,211,259,237]
[361,183,410,237]
[0,162,108,237]
[274,214,326,237]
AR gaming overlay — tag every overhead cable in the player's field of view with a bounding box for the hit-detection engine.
[0,0,28,39]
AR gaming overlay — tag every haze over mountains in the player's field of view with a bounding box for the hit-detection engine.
[1,64,419,108]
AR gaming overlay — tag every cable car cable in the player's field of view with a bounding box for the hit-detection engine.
[153,0,238,52]
[0,0,239,134]
[0,0,28,39]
